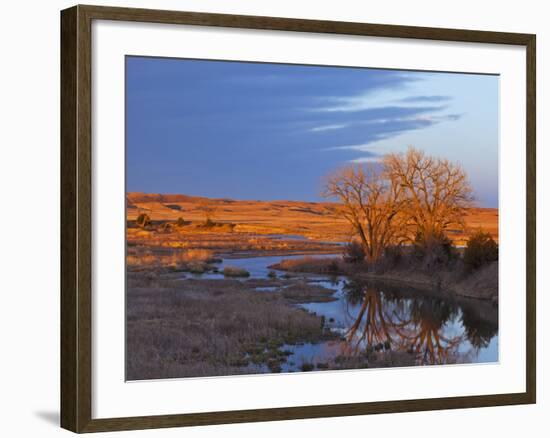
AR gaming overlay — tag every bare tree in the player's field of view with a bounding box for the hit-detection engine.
[383,147,474,248]
[324,164,406,263]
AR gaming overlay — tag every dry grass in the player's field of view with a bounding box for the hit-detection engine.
[126,253,160,267]
[127,192,498,245]
[126,248,216,271]
[270,257,341,274]
[126,274,334,380]
[222,266,250,277]
[127,225,342,256]
[281,282,338,303]
[179,249,214,262]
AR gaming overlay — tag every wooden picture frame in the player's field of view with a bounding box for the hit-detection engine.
[61,4,536,433]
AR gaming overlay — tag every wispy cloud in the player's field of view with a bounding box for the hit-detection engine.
[350,155,383,163]
[310,85,449,114]
[324,113,461,151]
[438,113,463,121]
[309,123,348,132]
[308,107,453,143]
[312,94,451,113]
[397,95,451,104]
[326,142,380,152]
[360,113,454,125]
[312,94,382,113]
[335,149,383,164]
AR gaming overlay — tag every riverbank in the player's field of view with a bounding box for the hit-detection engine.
[356,263,498,302]
[270,256,498,302]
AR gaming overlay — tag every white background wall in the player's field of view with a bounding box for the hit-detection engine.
[0,0,546,436]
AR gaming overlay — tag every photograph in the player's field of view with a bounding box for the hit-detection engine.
[125,56,499,381]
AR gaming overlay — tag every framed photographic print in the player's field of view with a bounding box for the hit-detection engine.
[60,4,536,433]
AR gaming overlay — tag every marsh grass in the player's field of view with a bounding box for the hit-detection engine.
[270,256,341,274]
[222,266,250,277]
[126,274,334,380]
[281,282,338,303]
[126,248,218,272]
[126,223,343,255]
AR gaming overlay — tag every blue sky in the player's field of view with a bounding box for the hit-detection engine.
[126,57,499,207]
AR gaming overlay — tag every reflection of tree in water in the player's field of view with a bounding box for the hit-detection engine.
[342,285,392,356]
[342,281,468,365]
[391,297,463,365]
[460,306,498,350]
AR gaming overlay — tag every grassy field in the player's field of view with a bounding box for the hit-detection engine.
[127,192,498,247]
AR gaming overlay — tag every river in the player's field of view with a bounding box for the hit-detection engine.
[189,253,498,372]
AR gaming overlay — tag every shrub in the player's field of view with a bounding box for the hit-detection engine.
[412,230,456,269]
[383,245,403,266]
[136,213,151,228]
[271,257,340,274]
[464,230,498,270]
[181,249,215,262]
[223,266,250,278]
[204,218,216,228]
[327,260,339,274]
[176,217,188,227]
[373,245,404,272]
[187,262,208,274]
[159,222,172,233]
[342,241,365,263]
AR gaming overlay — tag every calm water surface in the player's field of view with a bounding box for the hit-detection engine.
[189,253,498,371]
